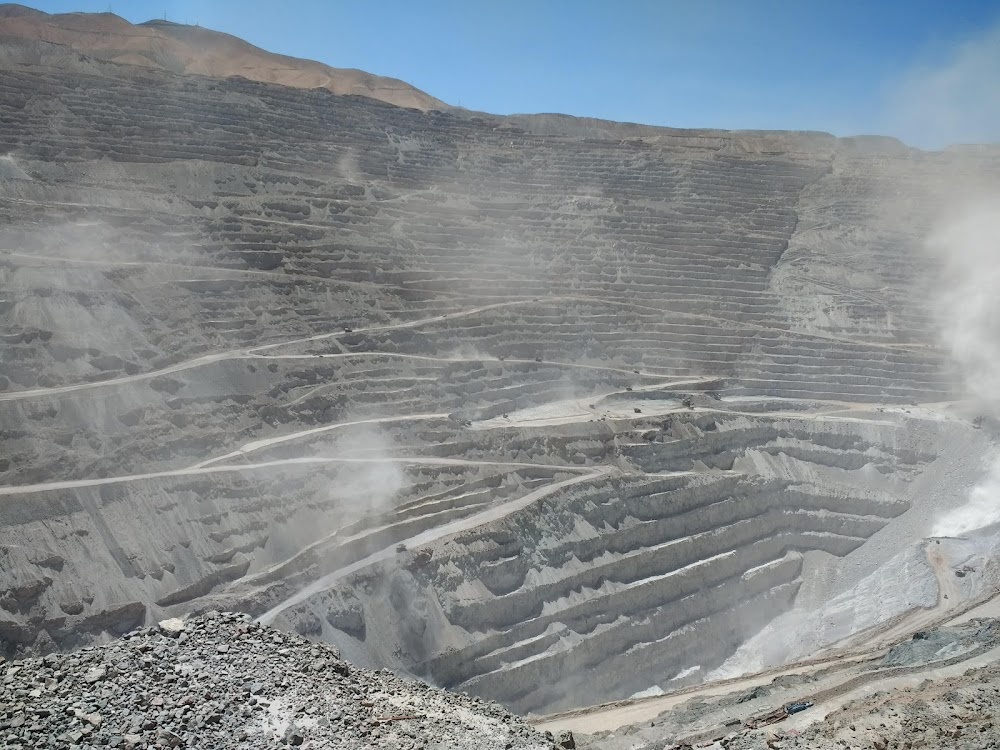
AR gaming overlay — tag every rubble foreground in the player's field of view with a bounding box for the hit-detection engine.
[0,612,557,749]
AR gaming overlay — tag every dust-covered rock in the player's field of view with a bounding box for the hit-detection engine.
[0,611,553,749]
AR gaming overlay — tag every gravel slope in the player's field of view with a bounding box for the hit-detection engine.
[0,611,557,749]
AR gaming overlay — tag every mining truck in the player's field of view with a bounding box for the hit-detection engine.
[745,701,813,729]
[785,701,813,715]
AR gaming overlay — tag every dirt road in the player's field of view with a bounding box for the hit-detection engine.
[190,412,450,469]
[0,455,594,496]
[531,649,884,735]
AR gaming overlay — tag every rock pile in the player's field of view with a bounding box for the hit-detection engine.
[0,612,556,749]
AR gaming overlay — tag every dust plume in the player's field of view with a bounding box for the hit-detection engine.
[934,459,1000,537]
[335,148,362,184]
[929,200,1000,537]
[265,423,409,565]
[882,15,1000,533]
[883,18,1000,148]
[0,220,175,391]
[931,202,1000,411]
[324,423,409,518]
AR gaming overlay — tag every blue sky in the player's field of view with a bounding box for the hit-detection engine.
[23,1,1000,146]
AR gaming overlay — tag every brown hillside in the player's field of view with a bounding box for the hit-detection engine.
[0,3,446,110]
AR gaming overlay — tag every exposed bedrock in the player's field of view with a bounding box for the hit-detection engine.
[0,459,566,657]
[271,415,964,714]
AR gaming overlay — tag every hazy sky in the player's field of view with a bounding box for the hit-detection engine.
[23,0,1000,147]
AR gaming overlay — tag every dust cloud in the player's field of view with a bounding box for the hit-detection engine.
[883,17,1000,148]
[931,202,1000,411]
[930,201,1000,537]
[0,221,171,382]
[934,460,1000,537]
[888,15,1000,535]
[325,423,409,518]
[265,423,409,565]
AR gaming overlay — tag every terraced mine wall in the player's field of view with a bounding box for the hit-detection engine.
[271,411,965,714]
[0,44,999,715]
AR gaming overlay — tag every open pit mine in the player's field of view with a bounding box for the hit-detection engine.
[3,5,1000,749]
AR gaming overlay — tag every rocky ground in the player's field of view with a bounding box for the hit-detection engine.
[727,661,1000,750]
[0,611,561,749]
[548,617,1000,750]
